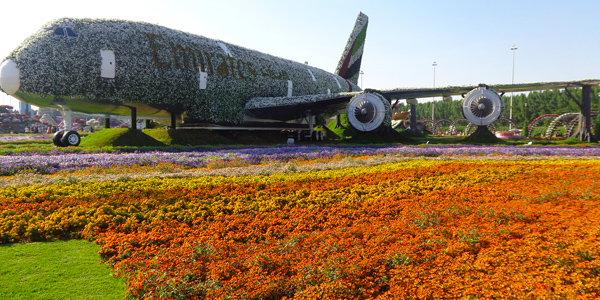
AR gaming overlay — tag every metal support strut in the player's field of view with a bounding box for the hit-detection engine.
[59,107,72,131]
[171,112,177,129]
[130,107,137,130]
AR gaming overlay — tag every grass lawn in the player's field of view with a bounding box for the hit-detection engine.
[0,240,128,299]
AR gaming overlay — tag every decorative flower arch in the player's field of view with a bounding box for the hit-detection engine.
[419,118,434,132]
[544,113,579,138]
[431,118,452,134]
[527,114,559,137]
[563,112,599,137]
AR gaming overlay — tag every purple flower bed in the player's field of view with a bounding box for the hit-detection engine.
[0,145,599,176]
[0,135,50,142]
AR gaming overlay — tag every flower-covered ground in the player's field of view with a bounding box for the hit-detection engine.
[1,145,599,299]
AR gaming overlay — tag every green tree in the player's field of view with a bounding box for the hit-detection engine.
[416,86,599,131]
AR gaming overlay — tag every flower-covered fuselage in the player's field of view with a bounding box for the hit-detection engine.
[3,18,359,124]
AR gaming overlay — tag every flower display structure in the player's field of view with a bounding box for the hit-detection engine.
[6,18,358,124]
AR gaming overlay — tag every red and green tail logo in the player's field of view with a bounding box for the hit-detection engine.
[335,12,368,86]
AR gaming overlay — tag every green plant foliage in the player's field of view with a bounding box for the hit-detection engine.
[0,135,89,154]
[415,87,600,129]
[558,137,586,145]
[143,128,285,146]
[79,128,164,147]
[325,114,356,138]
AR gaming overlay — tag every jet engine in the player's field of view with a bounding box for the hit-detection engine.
[346,92,392,132]
[462,87,504,126]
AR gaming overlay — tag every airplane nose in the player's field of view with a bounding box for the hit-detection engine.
[0,60,21,95]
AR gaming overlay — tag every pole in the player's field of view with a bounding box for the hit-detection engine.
[524,102,528,135]
[510,45,517,130]
[432,61,437,122]
[360,71,364,88]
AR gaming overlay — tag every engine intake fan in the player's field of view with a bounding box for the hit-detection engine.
[346,92,392,132]
[462,87,504,126]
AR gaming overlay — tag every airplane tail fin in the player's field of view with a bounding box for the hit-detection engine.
[335,12,368,86]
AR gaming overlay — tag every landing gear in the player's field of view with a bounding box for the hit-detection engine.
[53,106,81,147]
[311,130,324,141]
[291,114,325,142]
[295,130,324,142]
[52,130,81,147]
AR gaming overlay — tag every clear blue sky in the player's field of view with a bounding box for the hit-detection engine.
[1,0,599,107]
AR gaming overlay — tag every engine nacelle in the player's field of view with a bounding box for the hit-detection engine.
[462,87,504,126]
[346,92,392,132]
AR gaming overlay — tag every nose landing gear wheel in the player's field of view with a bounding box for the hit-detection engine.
[53,131,65,147]
[61,131,81,147]
[53,130,81,147]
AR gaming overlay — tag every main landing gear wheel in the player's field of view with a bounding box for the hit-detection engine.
[311,131,324,141]
[295,130,324,142]
[462,87,504,126]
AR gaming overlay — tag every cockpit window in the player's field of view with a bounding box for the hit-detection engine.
[65,28,77,37]
[53,27,77,37]
[54,28,65,36]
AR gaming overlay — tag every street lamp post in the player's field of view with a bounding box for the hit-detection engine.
[360,70,364,88]
[510,45,517,130]
[524,102,528,135]
[432,61,437,121]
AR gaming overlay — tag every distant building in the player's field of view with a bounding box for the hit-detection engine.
[19,101,34,118]
[37,107,62,118]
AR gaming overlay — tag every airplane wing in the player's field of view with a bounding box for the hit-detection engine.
[243,79,600,125]
[378,79,600,100]
[244,92,359,121]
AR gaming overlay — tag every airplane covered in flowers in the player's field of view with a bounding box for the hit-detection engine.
[0,13,598,146]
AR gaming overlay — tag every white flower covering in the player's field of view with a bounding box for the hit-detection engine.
[6,18,360,124]
[245,92,358,110]
[347,92,392,130]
